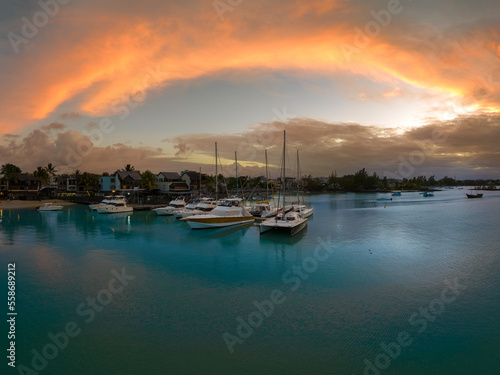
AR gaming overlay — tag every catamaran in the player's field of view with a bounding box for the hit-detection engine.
[260,131,308,236]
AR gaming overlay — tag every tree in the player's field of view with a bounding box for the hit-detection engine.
[101,172,110,177]
[46,163,57,176]
[1,163,22,191]
[123,164,135,171]
[140,170,157,191]
[33,166,49,186]
[78,173,100,193]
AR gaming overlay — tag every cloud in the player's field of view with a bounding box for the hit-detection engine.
[1,0,499,133]
[4,113,498,178]
[40,122,67,132]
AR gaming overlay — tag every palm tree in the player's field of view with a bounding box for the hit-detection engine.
[140,170,157,191]
[33,166,49,186]
[123,164,135,171]
[1,163,22,191]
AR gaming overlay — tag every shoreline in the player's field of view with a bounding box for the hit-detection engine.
[0,200,79,210]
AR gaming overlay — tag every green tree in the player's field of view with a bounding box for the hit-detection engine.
[123,164,135,171]
[33,166,49,186]
[1,163,22,191]
[140,170,157,191]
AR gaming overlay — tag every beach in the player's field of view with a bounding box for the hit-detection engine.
[0,199,78,210]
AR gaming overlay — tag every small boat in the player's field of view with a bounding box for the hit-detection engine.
[37,203,63,211]
[376,198,392,201]
[391,191,402,196]
[96,199,133,214]
[423,192,434,197]
[466,193,483,199]
[181,199,254,229]
[153,198,186,216]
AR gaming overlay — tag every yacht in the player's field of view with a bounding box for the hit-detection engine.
[96,199,133,214]
[153,198,186,216]
[37,203,63,211]
[292,204,314,218]
[179,198,217,218]
[89,195,123,211]
[173,199,200,218]
[181,198,254,229]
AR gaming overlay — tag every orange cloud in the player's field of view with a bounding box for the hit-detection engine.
[1,0,499,134]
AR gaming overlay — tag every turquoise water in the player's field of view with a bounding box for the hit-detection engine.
[1,190,499,375]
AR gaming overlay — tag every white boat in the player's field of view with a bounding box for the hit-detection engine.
[173,199,200,218]
[181,198,254,229]
[293,204,314,218]
[89,195,123,211]
[37,203,63,211]
[260,131,307,236]
[175,198,217,218]
[153,198,186,216]
[249,201,278,218]
[96,199,133,214]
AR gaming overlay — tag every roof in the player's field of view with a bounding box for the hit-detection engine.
[181,171,208,181]
[116,171,142,181]
[16,173,40,182]
[157,172,181,180]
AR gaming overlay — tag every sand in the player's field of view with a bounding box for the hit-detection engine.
[0,199,78,210]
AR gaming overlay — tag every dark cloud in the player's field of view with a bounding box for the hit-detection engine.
[59,112,82,119]
[40,122,67,132]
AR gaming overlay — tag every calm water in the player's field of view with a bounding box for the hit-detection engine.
[1,190,499,375]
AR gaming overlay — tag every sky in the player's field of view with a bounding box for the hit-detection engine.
[0,0,499,178]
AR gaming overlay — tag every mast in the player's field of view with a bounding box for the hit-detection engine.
[199,167,202,197]
[235,151,238,198]
[215,142,218,201]
[296,149,300,203]
[282,130,286,216]
[265,149,269,201]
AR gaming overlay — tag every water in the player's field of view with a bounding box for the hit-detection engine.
[1,189,499,374]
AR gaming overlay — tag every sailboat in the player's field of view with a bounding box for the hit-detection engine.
[260,131,308,236]
[466,188,483,199]
[181,143,254,229]
[291,150,314,218]
[249,150,278,219]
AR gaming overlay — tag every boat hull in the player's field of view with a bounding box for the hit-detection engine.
[259,218,307,236]
[466,194,483,199]
[185,217,254,229]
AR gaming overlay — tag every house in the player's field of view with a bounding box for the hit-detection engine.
[156,172,183,192]
[180,171,208,190]
[100,175,117,192]
[1,173,40,199]
[115,171,142,190]
[56,175,77,195]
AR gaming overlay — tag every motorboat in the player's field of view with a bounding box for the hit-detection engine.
[153,198,186,216]
[173,199,200,218]
[89,195,123,211]
[176,198,217,218]
[37,203,63,211]
[96,199,133,214]
[249,201,278,218]
[181,198,254,229]
[376,198,392,201]
[423,192,434,197]
[391,191,402,196]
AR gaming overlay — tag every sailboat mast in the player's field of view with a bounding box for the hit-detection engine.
[265,149,269,201]
[215,142,218,201]
[297,150,300,202]
[199,167,202,197]
[235,151,238,198]
[282,130,286,214]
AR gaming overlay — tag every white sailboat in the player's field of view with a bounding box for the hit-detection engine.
[260,131,307,236]
[292,150,314,218]
[249,150,278,218]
